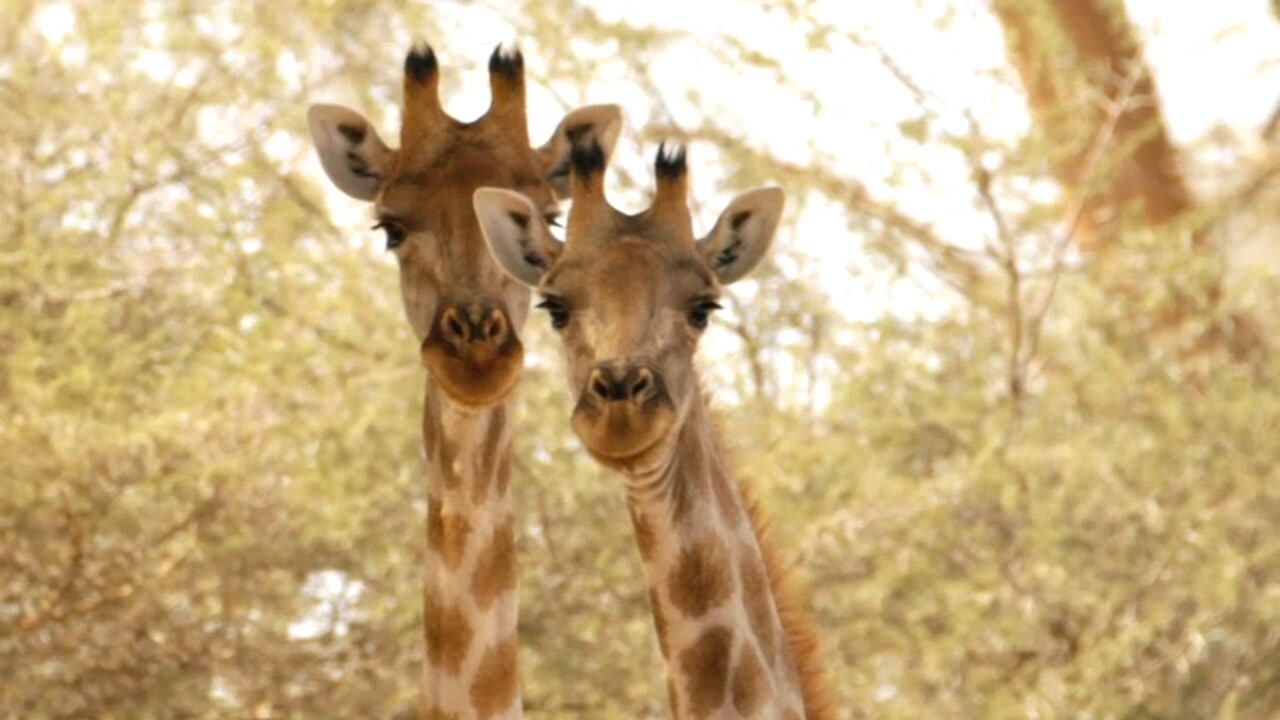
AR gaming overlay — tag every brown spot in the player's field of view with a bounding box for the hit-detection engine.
[783,709,803,720]
[732,644,772,716]
[423,414,442,457]
[423,600,472,675]
[426,500,472,571]
[629,504,657,561]
[668,539,733,617]
[739,550,777,666]
[679,626,733,718]
[423,707,460,720]
[473,523,516,609]
[470,640,518,719]
[649,588,671,658]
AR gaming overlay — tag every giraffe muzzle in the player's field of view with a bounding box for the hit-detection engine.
[571,362,675,463]
[584,364,662,406]
[420,302,524,408]
[434,303,511,352]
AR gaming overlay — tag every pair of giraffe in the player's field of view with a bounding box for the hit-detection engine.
[307,44,834,719]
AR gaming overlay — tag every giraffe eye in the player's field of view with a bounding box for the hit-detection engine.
[687,300,722,330]
[536,298,570,330]
[372,220,407,250]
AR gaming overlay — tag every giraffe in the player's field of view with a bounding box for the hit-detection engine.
[306,44,622,719]
[473,139,837,719]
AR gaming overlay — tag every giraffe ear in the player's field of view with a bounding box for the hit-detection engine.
[699,187,785,284]
[474,188,562,287]
[307,104,395,201]
[536,104,624,199]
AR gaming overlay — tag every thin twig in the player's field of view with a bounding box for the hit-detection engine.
[972,160,1026,410]
[1023,60,1145,368]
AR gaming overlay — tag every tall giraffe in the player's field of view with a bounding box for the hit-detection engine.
[474,140,836,718]
[306,45,621,719]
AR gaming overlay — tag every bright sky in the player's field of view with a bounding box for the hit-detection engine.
[30,0,1280,215]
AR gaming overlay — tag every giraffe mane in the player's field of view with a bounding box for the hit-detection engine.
[738,480,840,720]
[705,395,838,718]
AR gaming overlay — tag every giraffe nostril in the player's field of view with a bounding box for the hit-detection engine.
[484,310,506,341]
[591,374,611,401]
[442,309,467,343]
[630,372,650,398]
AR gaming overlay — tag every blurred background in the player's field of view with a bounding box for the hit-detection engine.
[3,1,1279,717]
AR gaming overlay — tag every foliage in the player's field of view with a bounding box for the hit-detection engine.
[2,1,1277,718]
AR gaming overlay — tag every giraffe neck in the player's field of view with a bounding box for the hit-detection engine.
[625,398,807,719]
[420,382,520,720]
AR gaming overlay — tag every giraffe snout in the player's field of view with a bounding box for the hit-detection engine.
[585,363,662,406]
[434,303,511,353]
[419,301,524,408]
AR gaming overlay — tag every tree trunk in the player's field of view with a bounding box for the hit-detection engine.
[991,0,1197,251]
[992,0,1269,360]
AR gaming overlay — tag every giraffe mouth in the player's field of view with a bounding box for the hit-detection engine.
[421,335,525,408]
[571,392,676,463]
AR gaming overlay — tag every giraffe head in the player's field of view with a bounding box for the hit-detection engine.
[308,44,622,408]
[475,139,783,471]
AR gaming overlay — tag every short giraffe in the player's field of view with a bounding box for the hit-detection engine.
[307,44,621,719]
[475,141,836,718]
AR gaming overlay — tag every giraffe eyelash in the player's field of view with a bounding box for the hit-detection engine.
[371,220,407,250]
